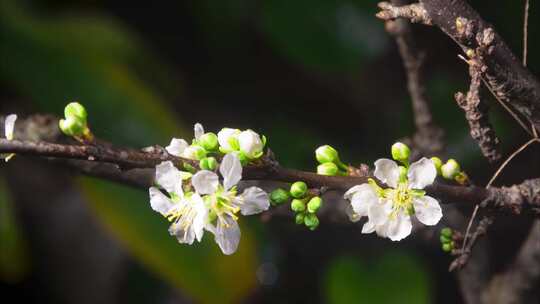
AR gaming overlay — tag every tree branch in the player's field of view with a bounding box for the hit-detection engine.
[385,0,444,157]
[377,0,540,133]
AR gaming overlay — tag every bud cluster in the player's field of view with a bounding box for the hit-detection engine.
[431,157,469,185]
[269,181,323,230]
[315,145,348,176]
[440,227,455,252]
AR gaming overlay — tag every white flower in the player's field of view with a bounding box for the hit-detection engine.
[166,123,207,160]
[2,114,17,162]
[217,128,241,152]
[344,157,442,241]
[149,161,207,244]
[191,153,270,254]
[238,129,264,159]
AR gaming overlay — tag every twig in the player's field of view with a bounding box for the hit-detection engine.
[385,0,444,156]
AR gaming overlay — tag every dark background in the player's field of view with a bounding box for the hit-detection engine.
[1,0,539,303]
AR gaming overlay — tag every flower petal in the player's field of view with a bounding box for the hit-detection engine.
[220,153,242,190]
[236,187,269,215]
[192,170,219,194]
[408,157,437,189]
[413,195,442,226]
[345,204,361,222]
[348,184,379,217]
[215,215,241,255]
[194,123,204,140]
[169,221,196,245]
[368,199,392,226]
[149,187,174,215]
[343,185,363,200]
[374,158,399,188]
[166,138,188,157]
[155,161,183,195]
[4,114,17,140]
[362,220,376,234]
[238,129,263,157]
[386,213,412,241]
[190,193,208,242]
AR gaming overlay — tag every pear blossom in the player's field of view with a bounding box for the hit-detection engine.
[217,128,241,152]
[238,129,264,159]
[344,157,442,241]
[191,153,270,254]
[166,123,207,160]
[149,161,207,244]
[2,114,17,161]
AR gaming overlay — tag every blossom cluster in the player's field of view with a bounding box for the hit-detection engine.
[149,124,270,254]
[343,143,443,241]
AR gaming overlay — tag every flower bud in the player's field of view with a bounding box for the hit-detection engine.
[295,213,305,225]
[442,243,453,252]
[431,157,443,175]
[270,188,290,206]
[199,157,217,170]
[199,132,219,151]
[307,196,322,213]
[59,116,85,137]
[183,145,207,160]
[238,129,264,159]
[304,213,319,230]
[440,234,451,244]
[64,102,88,121]
[317,162,339,176]
[441,227,453,238]
[290,181,308,198]
[291,199,306,212]
[391,142,410,163]
[217,128,240,152]
[315,145,339,164]
[441,159,461,179]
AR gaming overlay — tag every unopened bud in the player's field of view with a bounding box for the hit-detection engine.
[304,213,319,230]
[431,157,443,175]
[391,142,410,163]
[315,145,339,164]
[307,196,322,213]
[441,159,461,179]
[64,102,88,121]
[199,132,219,151]
[199,157,217,170]
[291,199,306,212]
[270,188,290,205]
[290,181,307,199]
[317,162,339,176]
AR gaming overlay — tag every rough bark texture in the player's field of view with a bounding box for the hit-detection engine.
[420,0,540,132]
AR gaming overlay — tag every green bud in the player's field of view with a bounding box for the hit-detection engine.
[64,102,88,121]
[441,227,453,238]
[440,234,451,244]
[315,145,339,164]
[307,196,322,213]
[391,142,410,163]
[304,213,319,230]
[198,132,219,151]
[431,157,443,175]
[59,116,85,137]
[317,162,339,176]
[442,243,453,252]
[270,188,290,205]
[199,157,217,170]
[291,199,306,212]
[398,166,408,183]
[295,213,305,225]
[441,159,461,179]
[290,181,308,198]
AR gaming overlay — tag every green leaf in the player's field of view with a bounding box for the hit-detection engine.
[324,252,431,304]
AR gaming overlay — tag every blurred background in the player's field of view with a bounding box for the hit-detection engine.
[1,0,539,303]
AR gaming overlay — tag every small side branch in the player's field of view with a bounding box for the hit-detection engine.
[376,2,432,25]
[455,29,501,162]
[385,0,444,156]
